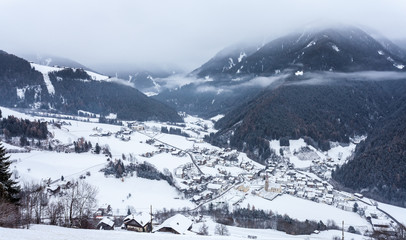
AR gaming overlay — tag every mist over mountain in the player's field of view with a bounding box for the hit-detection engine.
[156,25,406,118]
[17,53,93,71]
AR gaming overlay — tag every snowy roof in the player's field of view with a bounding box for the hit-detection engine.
[153,214,192,234]
[207,183,222,190]
[98,217,114,227]
[371,218,391,227]
[124,212,151,226]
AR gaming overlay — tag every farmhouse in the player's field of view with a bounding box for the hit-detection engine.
[96,217,114,230]
[153,214,192,235]
[123,212,152,232]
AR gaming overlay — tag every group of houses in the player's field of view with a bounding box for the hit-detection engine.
[96,213,193,235]
[172,147,259,205]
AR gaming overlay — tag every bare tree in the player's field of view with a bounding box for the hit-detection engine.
[215,223,229,236]
[19,181,48,226]
[47,201,64,226]
[199,223,209,235]
[62,180,98,228]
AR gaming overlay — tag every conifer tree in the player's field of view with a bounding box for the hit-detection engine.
[0,143,20,203]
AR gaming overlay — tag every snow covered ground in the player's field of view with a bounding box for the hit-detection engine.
[0,106,404,238]
[240,194,370,229]
[0,224,369,240]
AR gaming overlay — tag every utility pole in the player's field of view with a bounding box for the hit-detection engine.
[150,205,153,233]
[342,220,344,240]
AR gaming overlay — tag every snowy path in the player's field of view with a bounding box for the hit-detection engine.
[42,72,55,95]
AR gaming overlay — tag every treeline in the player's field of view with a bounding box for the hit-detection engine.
[206,205,338,235]
[101,161,174,186]
[73,137,92,153]
[161,126,190,137]
[0,115,48,139]
[154,205,341,236]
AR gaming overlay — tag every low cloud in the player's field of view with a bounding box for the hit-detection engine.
[238,74,290,88]
[288,71,406,86]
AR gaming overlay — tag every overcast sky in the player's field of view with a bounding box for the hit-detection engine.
[1,0,406,73]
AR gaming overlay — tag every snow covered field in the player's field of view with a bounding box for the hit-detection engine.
[0,224,368,240]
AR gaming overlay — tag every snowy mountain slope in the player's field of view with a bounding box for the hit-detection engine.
[190,42,260,79]
[156,25,406,118]
[191,25,406,79]
[31,63,111,82]
[227,25,406,75]
[0,51,182,122]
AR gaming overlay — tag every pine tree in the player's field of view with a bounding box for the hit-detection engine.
[0,143,20,203]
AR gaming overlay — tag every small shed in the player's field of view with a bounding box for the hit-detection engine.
[153,214,192,235]
[97,217,114,230]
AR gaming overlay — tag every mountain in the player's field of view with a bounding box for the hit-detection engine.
[190,42,260,80]
[156,25,406,118]
[194,25,406,206]
[193,25,406,78]
[0,51,182,122]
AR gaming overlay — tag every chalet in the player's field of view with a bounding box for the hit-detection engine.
[200,190,213,199]
[267,183,282,193]
[306,191,316,200]
[175,168,184,178]
[337,202,353,212]
[296,191,305,198]
[326,186,333,194]
[97,217,114,230]
[207,183,222,194]
[192,195,202,202]
[307,182,315,188]
[123,212,152,232]
[153,214,192,235]
[370,218,393,233]
[192,176,202,184]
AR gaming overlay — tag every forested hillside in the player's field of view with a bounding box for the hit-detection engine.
[333,95,406,207]
[208,79,406,163]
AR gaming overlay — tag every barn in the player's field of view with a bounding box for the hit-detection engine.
[96,217,114,230]
[123,212,152,232]
[153,214,192,235]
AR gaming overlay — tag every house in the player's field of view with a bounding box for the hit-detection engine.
[370,218,393,233]
[153,214,192,235]
[97,217,114,230]
[123,212,152,232]
[267,183,282,193]
[207,183,222,194]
